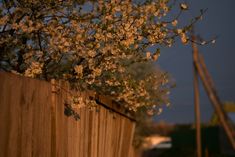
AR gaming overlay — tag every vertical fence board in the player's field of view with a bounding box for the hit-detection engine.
[2,74,19,157]
[20,79,34,157]
[79,108,85,157]
[31,79,51,157]
[0,74,10,157]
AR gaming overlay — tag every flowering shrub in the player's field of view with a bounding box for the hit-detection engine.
[0,0,206,115]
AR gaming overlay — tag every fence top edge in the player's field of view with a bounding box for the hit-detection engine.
[52,80,136,122]
[0,71,51,85]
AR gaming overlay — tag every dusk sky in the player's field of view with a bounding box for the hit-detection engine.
[154,0,235,124]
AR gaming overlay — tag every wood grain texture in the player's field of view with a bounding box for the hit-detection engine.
[0,72,51,157]
[0,72,136,157]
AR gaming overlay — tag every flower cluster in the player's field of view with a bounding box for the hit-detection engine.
[0,0,204,115]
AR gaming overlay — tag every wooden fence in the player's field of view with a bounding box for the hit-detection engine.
[0,72,136,157]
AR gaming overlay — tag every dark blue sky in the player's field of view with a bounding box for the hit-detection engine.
[154,0,235,124]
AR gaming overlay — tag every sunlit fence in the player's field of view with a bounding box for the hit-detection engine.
[0,72,136,157]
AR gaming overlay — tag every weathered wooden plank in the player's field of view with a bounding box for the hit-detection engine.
[20,78,34,157]
[32,79,51,157]
[1,73,22,157]
[0,72,13,157]
[91,109,98,157]
[55,81,69,157]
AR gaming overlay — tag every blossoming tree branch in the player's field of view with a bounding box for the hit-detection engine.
[0,0,207,115]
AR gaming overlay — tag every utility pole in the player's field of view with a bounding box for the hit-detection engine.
[195,53,235,150]
[192,35,202,157]
[191,34,235,150]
